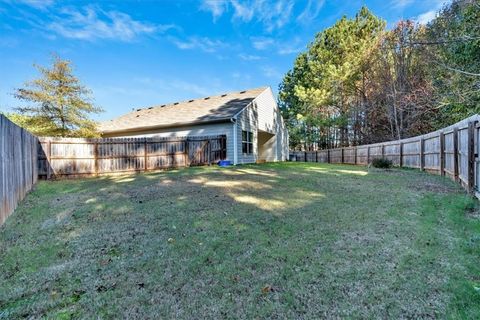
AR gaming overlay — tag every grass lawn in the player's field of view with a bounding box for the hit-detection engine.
[1,162,479,319]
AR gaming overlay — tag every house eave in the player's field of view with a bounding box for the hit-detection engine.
[101,118,233,136]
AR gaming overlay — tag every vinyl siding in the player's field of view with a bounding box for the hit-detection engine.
[236,101,258,164]
[235,87,289,163]
[255,88,277,134]
[102,122,236,162]
[276,109,289,161]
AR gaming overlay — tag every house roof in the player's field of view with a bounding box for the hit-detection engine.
[100,87,268,134]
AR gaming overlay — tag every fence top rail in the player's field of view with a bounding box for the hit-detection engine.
[292,114,480,153]
[38,135,227,144]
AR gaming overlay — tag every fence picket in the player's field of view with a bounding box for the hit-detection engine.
[290,115,480,196]
[0,115,38,226]
[37,135,227,179]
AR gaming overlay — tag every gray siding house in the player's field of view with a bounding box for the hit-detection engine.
[100,87,289,165]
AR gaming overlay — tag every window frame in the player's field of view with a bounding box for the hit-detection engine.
[242,130,253,155]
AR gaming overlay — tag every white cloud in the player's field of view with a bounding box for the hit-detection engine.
[297,0,325,23]
[204,0,294,32]
[48,6,172,41]
[5,0,55,10]
[414,0,451,25]
[171,36,227,53]
[391,0,414,9]
[251,37,274,50]
[238,53,262,61]
[230,0,255,21]
[261,66,282,79]
[416,10,437,24]
[251,36,304,55]
[278,46,302,55]
[277,36,304,55]
[200,0,227,21]
[250,0,294,32]
[267,0,294,31]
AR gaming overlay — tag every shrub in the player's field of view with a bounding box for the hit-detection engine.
[371,157,392,169]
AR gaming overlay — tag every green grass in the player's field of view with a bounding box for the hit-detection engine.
[1,162,479,319]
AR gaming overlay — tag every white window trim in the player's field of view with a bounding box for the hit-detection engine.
[242,130,253,155]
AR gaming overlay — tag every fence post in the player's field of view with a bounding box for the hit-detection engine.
[32,136,36,184]
[399,142,403,167]
[46,140,51,180]
[327,149,330,163]
[304,151,307,162]
[354,147,357,165]
[367,146,370,164]
[453,128,459,182]
[315,150,318,163]
[185,139,189,167]
[381,144,385,158]
[341,148,344,163]
[94,141,99,176]
[439,132,445,176]
[467,122,476,193]
[420,137,425,171]
[208,139,212,165]
[144,138,148,172]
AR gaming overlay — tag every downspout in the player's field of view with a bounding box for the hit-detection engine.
[231,118,238,165]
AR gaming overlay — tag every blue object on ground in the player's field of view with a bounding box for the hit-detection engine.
[218,160,232,167]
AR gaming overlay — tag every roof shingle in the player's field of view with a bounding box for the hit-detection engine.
[100,87,268,134]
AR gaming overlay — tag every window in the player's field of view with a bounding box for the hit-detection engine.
[242,130,253,154]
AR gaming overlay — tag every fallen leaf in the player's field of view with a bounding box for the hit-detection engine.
[261,285,272,294]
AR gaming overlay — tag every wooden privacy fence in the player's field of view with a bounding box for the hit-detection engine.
[0,115,38,225]
[290,115,480,196]
[38,135,227,179]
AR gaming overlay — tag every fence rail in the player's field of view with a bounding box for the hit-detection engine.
[290,115,480,196]
[0,115,38,225]
[37,135,227,179]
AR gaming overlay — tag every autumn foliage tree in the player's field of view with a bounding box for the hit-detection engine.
[12,55,102,137]
[370,21,436,140]
[280,1,480,150]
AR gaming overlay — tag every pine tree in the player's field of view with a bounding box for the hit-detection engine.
[13,54,103,137]
[286,6,385,148]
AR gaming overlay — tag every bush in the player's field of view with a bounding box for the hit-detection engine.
[371,157,392,169]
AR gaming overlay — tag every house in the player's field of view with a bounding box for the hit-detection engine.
[100,87,289,165]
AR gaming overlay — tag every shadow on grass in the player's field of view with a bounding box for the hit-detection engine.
[1,162,478,319]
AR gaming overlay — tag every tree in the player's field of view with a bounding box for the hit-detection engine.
[3,112,58,136]
[281,2,479,150]
[423,0,480,126]
[279,53,313,150]
[13,55,103,137]
[371,21,436,140]
[282,6,385,149]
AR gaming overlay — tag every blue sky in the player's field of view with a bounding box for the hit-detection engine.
[0,0,448,121]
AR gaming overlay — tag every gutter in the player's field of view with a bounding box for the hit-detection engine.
[231,117,238,165]
[101,118,232,136]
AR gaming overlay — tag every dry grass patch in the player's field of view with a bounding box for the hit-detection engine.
[0,163,479,319]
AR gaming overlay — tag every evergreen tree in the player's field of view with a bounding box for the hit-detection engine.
[283,6,385,149]
[13,54,103,137]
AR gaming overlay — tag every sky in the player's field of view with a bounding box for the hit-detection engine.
[0,0,449,121]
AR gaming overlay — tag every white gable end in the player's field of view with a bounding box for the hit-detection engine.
[254,88,278,134]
